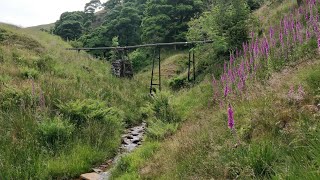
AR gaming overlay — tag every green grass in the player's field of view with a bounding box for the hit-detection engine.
[0,23,151,179]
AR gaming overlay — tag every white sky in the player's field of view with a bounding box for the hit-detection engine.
[0,0,108,27]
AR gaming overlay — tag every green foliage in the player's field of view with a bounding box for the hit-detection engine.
[147,119,179,140]
[53,11,93,40]
[20,67,39,79]
[306,68,320,94]
[152,92,181,123]
[0,48,4,63]
[142,0,203,43]
[111,142,160,179]
[0,86,33,109]
[187,0,250,77]
[130,48,150,72]
[85,0,102,14]
[247,0,264,11]
[46,144,105,178]
[188,0,249,51]
[34,55,55,72]
[169,76,187,90]
[38,117,74,149]
[110,36,119,62]
[58,99,124,127]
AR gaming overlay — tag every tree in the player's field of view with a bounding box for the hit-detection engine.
[188,0,249,51]
[142,0,203,43]
[53,12,86,40]
[85,0,102,14]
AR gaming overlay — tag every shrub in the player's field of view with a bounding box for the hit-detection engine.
[247,0,264,11]
[34,55,55,72]
[38,117,74,149]
[130,49,150,72]
[20,67,39,79]
[12,52,26,66]
[0,86,33,109]
[146,119,179,140]
[152,92,181,123]
[169,76,187,90]
[58,99,124,127]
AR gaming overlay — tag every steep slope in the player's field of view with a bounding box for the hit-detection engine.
[0,23,149,179]
[107,1,320,179]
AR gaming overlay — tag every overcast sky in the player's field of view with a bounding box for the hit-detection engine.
[0,0,108,27]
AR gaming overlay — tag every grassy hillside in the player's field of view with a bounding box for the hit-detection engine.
[107,0,320,179]
[0,23,151,179]
[26,23,54,32]
[1,0,320,179]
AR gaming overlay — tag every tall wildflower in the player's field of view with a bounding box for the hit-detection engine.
[228,104,234,129]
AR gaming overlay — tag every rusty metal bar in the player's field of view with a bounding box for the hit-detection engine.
[150,49,156,94]
[66,40,213,51]
[193,45,196,82]
[158,47,161,91]
[188,47,191,81]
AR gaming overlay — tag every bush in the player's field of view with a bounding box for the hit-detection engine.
[38,117,74,149]
[12,52,26,66]
[58,99,124,126]
[247,0,264,11]
[169,76,187,90]
[130,49,151,72]
[20,67,39,79]
[34,55,55,72]
[152,92,181,123]
[146,119,179,140]
[0,86,33,109]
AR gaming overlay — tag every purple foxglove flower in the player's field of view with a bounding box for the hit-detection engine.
[298,85,306,97]
[288,85,295,98]
[224,84,229,97]
[228,104,235,129]
[306,29,311,39]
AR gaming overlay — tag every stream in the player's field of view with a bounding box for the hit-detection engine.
[79,122,147,180]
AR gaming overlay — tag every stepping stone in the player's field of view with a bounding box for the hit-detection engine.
[92,168,103,173]
[80,173,102,180]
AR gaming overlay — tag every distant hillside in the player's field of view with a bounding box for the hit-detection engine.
[25,23,54,31]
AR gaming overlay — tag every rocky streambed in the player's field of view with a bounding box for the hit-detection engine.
[79,122,147,180]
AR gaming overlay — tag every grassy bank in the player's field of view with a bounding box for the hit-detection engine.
[0,23,150,179]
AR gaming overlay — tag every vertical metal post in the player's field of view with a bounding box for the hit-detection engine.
[188,46,191,82]
[150,51,156,94]
[158,47,161,91]
[192,45,196,82]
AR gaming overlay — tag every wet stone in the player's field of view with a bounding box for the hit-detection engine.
[80,173,102,180]
[92,168,103,173]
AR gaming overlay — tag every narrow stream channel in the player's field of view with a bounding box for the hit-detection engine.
[79,122,147,180]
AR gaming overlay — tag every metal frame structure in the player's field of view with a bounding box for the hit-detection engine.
[67,40,213,94]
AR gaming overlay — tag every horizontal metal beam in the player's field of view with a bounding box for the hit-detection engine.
[66,40,213,51]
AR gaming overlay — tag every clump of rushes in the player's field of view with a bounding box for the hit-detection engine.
[228,104,240,147]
